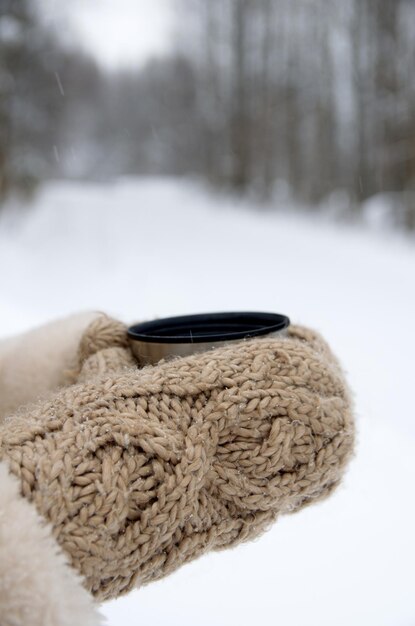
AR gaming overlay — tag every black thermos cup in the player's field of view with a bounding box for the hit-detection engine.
[128,311,290,365]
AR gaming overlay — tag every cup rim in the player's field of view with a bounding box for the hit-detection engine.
[127,312,290,344]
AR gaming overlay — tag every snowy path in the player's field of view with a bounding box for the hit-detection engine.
[1,179,414,626]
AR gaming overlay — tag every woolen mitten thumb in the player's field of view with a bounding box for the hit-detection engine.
[0,314,355,626]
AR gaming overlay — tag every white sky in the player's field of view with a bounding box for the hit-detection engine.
[41,0,173,69]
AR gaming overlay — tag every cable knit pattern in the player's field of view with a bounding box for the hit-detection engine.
[0,316,355,600]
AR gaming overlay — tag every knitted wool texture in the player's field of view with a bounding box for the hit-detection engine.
[0,316,354,600]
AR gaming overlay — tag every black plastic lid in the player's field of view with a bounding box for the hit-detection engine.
[127,312,290,344]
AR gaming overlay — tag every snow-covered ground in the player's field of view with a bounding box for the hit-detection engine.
[1,178,414,626]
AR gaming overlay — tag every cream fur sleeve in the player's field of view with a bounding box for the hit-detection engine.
[0,312,100,421]
[0,312,104,626]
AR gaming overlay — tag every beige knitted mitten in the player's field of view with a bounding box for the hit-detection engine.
[0,313,355,626]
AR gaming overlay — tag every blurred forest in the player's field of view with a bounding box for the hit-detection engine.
[1,0,415,230]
